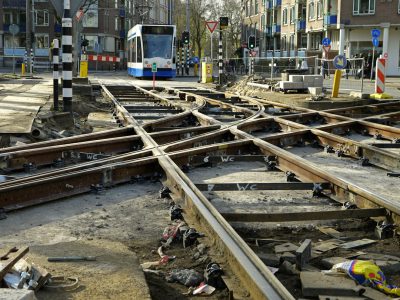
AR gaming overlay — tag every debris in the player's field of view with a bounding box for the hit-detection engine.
[331,260,400,296]
[313,239,343,255]
[166,269,204,287]
[183,228,204,248]
[193,282,216,295]
[44,276,79,291]
[0,247,29,281]
[340,239,377,250]
[321,257,350,269]
[296,239,312,271]
[169,203,184,221]
[47,256,97,262]
[267,266,279,274]
[204,262,224,289]
[157,246,176,265]
[159,186,171,199]
[374,221,395,240]
[318,226,346,240]
[274,242,298,253]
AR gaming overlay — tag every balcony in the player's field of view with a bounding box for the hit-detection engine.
[324,14,337,26]
[3,0,25,8]
[272,24,281,34]
[3,23,26,33]
[273,0,282,7]
[296,20,306,31]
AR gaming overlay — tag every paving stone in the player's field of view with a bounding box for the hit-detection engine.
[280,251,296,264]
[296,239,312,270]
[0,289,37,300]
[300,271,365,297]
[274,242,298,253]
[340,239,376,249]
[257,252,280,267]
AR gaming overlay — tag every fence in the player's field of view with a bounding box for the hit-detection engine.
[207,56,318,82]
[316,58,365,93]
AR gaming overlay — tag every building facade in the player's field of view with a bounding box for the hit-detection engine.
[242,0,400,75]
[0,0,172,69]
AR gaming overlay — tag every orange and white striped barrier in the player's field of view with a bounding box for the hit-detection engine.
[375,57,386,94]
[88,55,120,63]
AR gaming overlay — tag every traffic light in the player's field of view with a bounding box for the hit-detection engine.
[219,17,229,29]
[182,31,190,45]
[248,35,255,50]
[81,39,89,47]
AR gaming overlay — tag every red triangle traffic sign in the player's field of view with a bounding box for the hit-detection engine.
[206,21,218,34]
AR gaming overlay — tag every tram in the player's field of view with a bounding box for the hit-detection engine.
[127,24,176,78]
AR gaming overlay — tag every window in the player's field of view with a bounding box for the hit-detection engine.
[290,6,295,24]
[137,36,142,62]
[261,14,265,32]
[281,35,287,51]
[246,1,249,16]
[353,0,375,15]
[35,10,49,26]
[317,0,323,19]
[300,34,307,48]
[283,7,288,25]
[3,12,12,24]
[255,0,259,14]
[398,0,400,14]
[36,34,49,48]
[308,1,315,20]
[115,17,119,30]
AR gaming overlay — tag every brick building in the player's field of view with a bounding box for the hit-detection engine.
[242,0,400,75]
[0,0,172,69]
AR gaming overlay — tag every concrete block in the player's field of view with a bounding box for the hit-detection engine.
[279,81,304,90]
[308,87,323,96]
[257,253,280,267]
[301,271,363,297]
[280,251,296,264]
[320,257,350,269]
[296,239,312,270]
[302,75,316,83]
[281,73,289,81]
[289,75,304,82]
[0,289,37,300]
[313,78,324,87]
[350,91,370,99]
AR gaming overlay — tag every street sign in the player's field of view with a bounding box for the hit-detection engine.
[372,38,379,47]
[152,63,157,73]
[9,24,19,35]
[333,55,347,70]
[206,21,218,34]
[322,45,331,53]
[322,37,331,47]
[50,0,86,17]
[371,29,381,38]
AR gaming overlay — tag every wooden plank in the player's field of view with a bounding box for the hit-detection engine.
[222,208,387,222]
[196,182,330,192]
[0,247,29,280]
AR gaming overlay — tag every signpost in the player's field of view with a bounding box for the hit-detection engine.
[9,24,19,74]
[152,62,157,90]
[332,54,347,98]
[322,38,331,59]
[370,29,381,81]
[206,21,218,61]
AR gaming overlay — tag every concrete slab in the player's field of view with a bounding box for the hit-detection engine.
[301,271,363,297]
[0,289,37,300]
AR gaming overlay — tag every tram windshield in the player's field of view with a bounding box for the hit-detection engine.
[143,34,173,59]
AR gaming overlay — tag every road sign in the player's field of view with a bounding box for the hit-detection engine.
[333,55,347,70]
[206,21,218,34]
[250,50,257,57]
[372,38,379,47]
[152,63,157,72]
[371,29,381,38]
[50,0,86,17]
[322,45,331,53]
[9,24,19,35]
[322,37,331,47]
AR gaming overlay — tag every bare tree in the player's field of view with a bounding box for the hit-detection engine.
[189,0,209,57]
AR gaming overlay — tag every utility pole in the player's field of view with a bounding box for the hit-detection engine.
[26,0,32,56]
[186,0,189,31]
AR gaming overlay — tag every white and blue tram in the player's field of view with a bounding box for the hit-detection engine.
[127,24,176,78]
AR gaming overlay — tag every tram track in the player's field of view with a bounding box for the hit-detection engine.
[0,84,400,299]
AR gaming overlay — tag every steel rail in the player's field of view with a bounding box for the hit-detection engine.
[100,84,294,300]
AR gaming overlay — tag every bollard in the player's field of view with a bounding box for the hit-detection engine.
[62,0,73,113]
[30,48,34,75]
[331,70,341,98]
[218,27,223,84]
[53,39,59,111]
[375,57,386,94]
